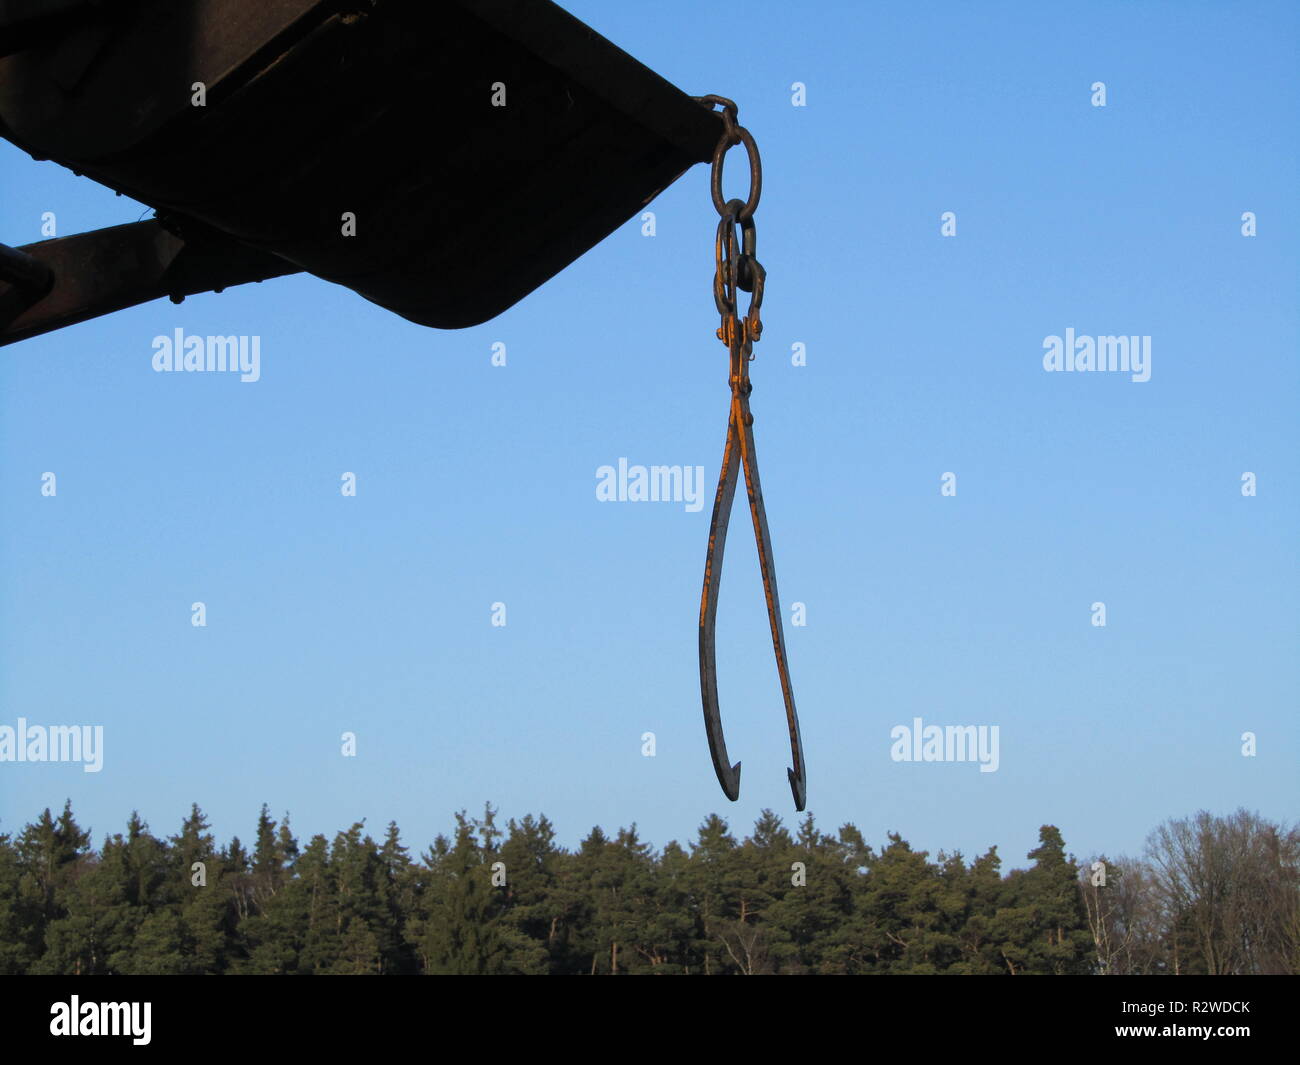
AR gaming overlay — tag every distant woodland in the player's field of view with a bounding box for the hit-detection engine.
[1,802,1295,974]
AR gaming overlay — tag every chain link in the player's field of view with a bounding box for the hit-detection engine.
[694,95,764,361]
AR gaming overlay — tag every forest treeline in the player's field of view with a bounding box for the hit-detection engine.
[0,802,1295,975]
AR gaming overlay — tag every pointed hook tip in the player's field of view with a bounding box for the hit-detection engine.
[788,767,806,812]
[719,761,741,802]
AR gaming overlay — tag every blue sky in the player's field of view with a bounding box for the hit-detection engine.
[1,0,1296,868]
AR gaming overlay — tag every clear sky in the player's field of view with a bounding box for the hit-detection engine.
[2,0,1296,868]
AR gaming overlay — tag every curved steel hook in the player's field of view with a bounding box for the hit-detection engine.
[699,338,807,811]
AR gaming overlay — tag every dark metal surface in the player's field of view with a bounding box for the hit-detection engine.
[0,221,300,345]
[0,0,724,336]
[0,0,130,58]
[0,239,54,330]
[695,98,806,811]
[0,239,52,292]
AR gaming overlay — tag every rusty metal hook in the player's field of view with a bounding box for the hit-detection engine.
[695,94,805,812]
[698,314,806,812]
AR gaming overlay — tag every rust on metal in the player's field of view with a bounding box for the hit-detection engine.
[695,95,806,811]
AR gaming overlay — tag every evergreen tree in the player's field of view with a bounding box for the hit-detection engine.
[852,832,957,973]
[686,814,744,974]
[0,826,40,973]
[576,824,670,974]
[36,827,135,974]
[417,811,511,974]
[765,814,857,974]
[948,846,1005,974]
[497,814,565,973]
[992,826,1092,974]
[6,799,1279,976]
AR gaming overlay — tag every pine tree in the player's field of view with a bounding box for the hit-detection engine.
[949,846,1005,974]
[992,826,1092,974]
[497,813,565,973]
[686,814,743,974]
[163,804,236,974]
[0,826,40,973]
[8,798,1262,976]
[765,814,857,973]
[417,812,511,974]
[19,803,96,973]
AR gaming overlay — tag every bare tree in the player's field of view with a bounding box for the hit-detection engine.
[1079,855,1167,974]
[1144,809,1299,974]
[717,917,771,975]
